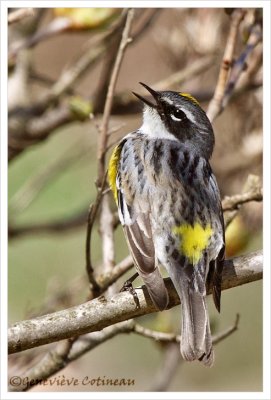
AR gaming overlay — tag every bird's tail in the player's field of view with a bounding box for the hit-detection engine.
[180,287,214,367]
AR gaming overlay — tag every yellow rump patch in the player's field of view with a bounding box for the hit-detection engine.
[173,222,213,265]
[179,93,200,106]
[108,144,122,202]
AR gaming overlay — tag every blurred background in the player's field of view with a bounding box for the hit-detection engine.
[8,8,262,392]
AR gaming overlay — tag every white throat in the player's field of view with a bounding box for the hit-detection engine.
[140,107,177,141]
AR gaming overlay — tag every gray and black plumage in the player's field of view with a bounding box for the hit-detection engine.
[108,83,225,367]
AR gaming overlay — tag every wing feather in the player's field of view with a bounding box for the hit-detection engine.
[118,189,169,310]
[208,172,225,311]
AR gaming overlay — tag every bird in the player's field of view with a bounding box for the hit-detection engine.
[108,82,225,367]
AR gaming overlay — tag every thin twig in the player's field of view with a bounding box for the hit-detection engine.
[95,9,134,298]
[133,324,180,343]
[98,255,133,291]
[155,55,216,91]
[35,46,105,115]
[97,9,134,187]
[94,9,161,112]
[94,12,128,112]
[235,43,262,92]
[29,70,75,93]
[9,14,126,118]
[222,23,262,109]
[134,312,240,346]
[149,342,181,391]
[85,204,99,293]
[53,13,123,96]
[8,17,71,59]
[223,175,262,227]
[9,106,77,161]
[8,209,88,238]
[85,181,108,297]
[207,9,246,122]
[132,9,161,41]
[211,313,240,345]
[8,8,34,25]
[222,188,262,212]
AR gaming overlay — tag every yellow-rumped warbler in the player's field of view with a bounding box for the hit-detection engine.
[108,83,225,367]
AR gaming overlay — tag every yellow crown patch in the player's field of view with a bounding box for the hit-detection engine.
[179,93,200,106]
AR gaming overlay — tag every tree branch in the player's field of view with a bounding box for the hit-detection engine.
[222,187,262,212]
[8,209,88,238]
[97,255,133,292]
[9,313,240,392]
[207,9,246,122]
[223,174,262,227]
[8,250,262,354]
[9,321,134,392]
[8,8,34,25]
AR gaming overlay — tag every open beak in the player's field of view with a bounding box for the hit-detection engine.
[132,82,159,109]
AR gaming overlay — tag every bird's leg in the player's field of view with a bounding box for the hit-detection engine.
[120,272,140,309]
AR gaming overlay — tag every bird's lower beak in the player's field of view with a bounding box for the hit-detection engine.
[132,82,159,109]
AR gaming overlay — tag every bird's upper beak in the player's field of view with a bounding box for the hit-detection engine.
[132,82,159,109]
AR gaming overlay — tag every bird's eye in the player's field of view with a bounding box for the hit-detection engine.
[170,108,185,122]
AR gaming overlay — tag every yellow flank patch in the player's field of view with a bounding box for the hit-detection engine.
[179,92,200,106]
[173,222,213,265]
[108,144,122,202]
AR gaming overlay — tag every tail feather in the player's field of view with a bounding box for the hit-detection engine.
[164,259,214,367]
[180,288,214,367]
[140,268,169,311]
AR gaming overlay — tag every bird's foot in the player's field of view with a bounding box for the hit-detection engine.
[120,272,140,309]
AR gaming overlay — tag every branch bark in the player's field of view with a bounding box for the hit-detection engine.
[8,250,262,354]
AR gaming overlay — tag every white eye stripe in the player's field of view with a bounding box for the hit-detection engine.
[162,97,173,105]
[181,108,196,124]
